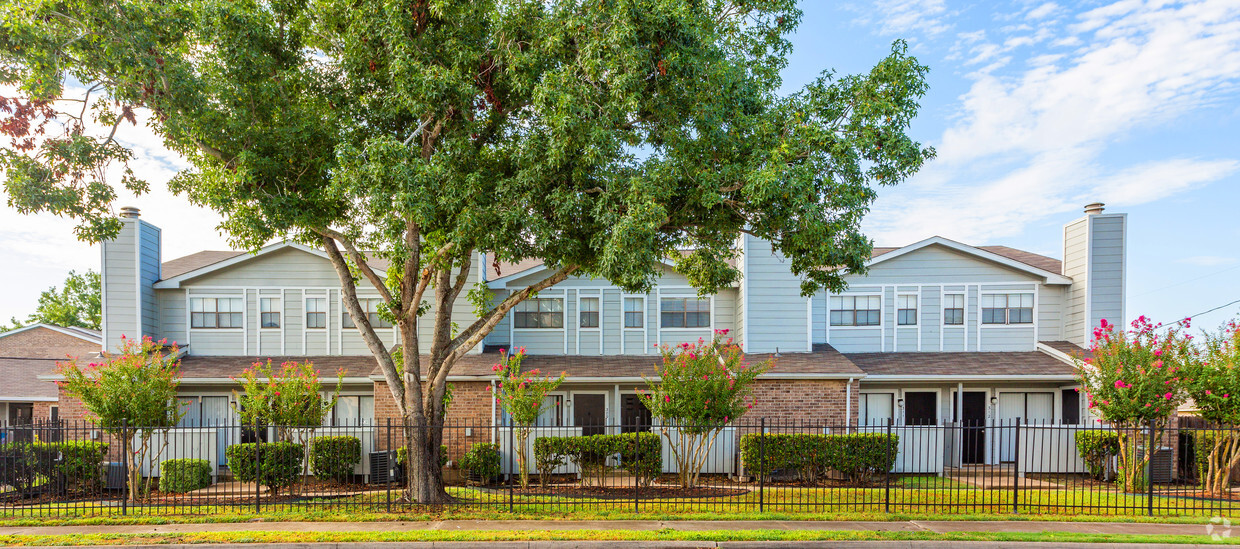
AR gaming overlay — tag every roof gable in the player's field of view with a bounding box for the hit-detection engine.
[155,242,387,288]
[867,236,1071,284]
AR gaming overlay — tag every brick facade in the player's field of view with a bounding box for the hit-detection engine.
[373,380,495,460]
[0,326,99,359]
[747,379,857,426]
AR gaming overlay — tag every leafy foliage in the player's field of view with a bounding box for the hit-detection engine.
[2,270,101,332]
[533,432,661,488]
[232,360,343,435]
[311,436,361,482]
[160,459,212,493]
[1183,318,1240,494]
[459,443,502,485]
[491,347,564,488]
[33,440,109,493]
[739,433,898,486]
[225,442,305,495]
[1074,430,1120,481]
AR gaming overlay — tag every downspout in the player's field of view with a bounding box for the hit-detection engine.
[490,379,497,444]
[845,377,854,434]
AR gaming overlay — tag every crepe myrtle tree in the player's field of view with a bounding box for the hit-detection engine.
[0,0,933,502]
[1075,316,1193,493]
[640,330,770,488]
[490,347,565,489]
[1182,317,1240,495]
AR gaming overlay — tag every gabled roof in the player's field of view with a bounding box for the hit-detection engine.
[868,236,1072,284]
[154,242,388,288]
[0,323,102,345]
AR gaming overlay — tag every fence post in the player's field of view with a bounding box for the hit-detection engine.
[507,423,514,513]
[633,429,639,515]
[885,417,892,514]
[1147,422,1155,517]
[758,418,766,513]
[120,419,128,516]
[386,417,392,513]
[1012,417,1021,515]
[255,429,261,515]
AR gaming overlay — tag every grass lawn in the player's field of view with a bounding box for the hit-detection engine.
[2,529,1240,546]
[1,485,1237,526]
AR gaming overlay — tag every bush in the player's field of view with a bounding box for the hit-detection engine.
[740,433,897,485]
[0,443,53,496]
[31,441,108,493]
[533,433,662,487]
[311,436,361,482]
[460,443,501,484]
[226,442,305,495]
[1075,430,1120,481]
[160,459,212,493]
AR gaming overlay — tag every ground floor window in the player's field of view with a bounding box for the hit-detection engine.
[860,393,894,426]
[902,391,937,425]
[331,395,375,427]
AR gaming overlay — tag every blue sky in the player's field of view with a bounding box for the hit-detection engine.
[1,0,1238,332]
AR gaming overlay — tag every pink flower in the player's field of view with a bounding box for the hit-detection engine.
[492,364,502,372]
[702,374,709,380]
[1164,392,1173,400]
[499,348,506,355]
[1100,319,1109,328]
[1153,349,1163,357]
[664,395,671,403]
[1114,380,1130,389]
[1206,390,1213,395]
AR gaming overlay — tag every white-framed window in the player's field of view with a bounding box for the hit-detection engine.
[514,298,563,329]
[897,295,918,326]
[259,297,281,329]
[660,297,710,328]
[306,297,327,329]
[830,295,881,326]
[860,393,895,426]
[943,294,965,325]
[190,297,243,329]
[329,395,375,426]
[579,297,599,328]
[344,298,392,328]
[982,293,1034,325]
[623,297,644,328]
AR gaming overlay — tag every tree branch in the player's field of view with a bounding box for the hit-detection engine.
[443,264,579,366]
[317,227,393,303]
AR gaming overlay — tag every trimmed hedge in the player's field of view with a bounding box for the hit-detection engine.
[533,432,662,487]
[160,458,212,493]
[34,441,109,492]
[459,443,502,484]
[1075,430,1120,480]
[739,433,898,485]
[225,442,304,494]
[311,436,361,482]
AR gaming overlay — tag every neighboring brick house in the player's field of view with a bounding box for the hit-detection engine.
[0,323,101,425]
[48,202,1123,471]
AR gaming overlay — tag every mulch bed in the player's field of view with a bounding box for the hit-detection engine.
[489,484,750,500]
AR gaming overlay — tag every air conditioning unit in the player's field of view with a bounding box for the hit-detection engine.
[368,451,402,484]
[105,462,126,491]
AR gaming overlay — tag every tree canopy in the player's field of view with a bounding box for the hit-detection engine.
[1,0,934,502]
[2,269,101,332]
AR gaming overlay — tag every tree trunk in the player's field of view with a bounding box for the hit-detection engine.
[403,409,453,504]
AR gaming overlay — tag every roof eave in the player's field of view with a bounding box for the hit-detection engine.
[154,242,387,289]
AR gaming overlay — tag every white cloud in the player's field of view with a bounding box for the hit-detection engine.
[856,0,953,38]
[866,0,1240,245]
[1180,255,1239,267]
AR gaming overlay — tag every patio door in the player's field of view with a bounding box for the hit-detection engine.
[903,392,937,425]
[953,391,986,464]
[996,392,1053,462]
[620,394,652,433]
[573,394,606,436]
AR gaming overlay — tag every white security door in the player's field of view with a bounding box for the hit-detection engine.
[860,393,894,426]
[996,392,1054,462]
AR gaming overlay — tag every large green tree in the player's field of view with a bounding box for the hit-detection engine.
[3,269,101,332]
[0,0,934,502]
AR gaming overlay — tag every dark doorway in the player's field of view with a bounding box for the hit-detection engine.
[621,394,652,433]
[7,404,32,425]
[1061,389,1081,424]
[573,394,606,436]
[953,391,986,464]
[903,392,937,425]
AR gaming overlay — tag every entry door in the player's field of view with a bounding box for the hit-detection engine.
[953,392,986,464]
[8,404,33,443]
[621,394,652,433]
[573,394,607,436]
[997,392,1054,462]
[903,392,937,426]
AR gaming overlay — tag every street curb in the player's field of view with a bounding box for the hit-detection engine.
[25,543,1228,549]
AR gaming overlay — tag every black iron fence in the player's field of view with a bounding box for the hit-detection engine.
[0,418,1237,518]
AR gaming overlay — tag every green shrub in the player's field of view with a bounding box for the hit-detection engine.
[740,433,897,485]
[533,433,662,487]
[1075,430,1120,480]
[460,443,501,484]
[0,443,52,496]
[31,441,108,493]
[225,442,304,495]
[311,436,361,482]
[160,459,212,493]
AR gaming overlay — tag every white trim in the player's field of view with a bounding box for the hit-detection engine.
[0,397,59,402]
[366,372,868,383]
[805,297,813,352]
[301,289,308,353]
[242,288,249,353]
[741,234,749,351]
[0,324,102,344]
[134,219,142,339]
[865,236,1073,285]
[865,374,1076,382]
[1084,215,1094,346]
[1035,342,1082,366]
[575,291,602,355]
[100,241,108,349]
[186,295,247,332]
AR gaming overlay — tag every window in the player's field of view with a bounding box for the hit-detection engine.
[860,393,894,426]
[943,294,965,325]
[344,298,392,328]
[306,298,327,329]
[623,297,644,328]
[829,295,881,326]
[579,297,599,328]
[190,297,243,328]
[514,298,563,329]
[897,295,918,326]
[330,395,375,426]
[660,298,711,328]
[259,297,281,328]
[982,293,1034,325]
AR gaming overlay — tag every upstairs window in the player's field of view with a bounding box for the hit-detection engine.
[897,295,918,326]
[344,298,392,329]
[830,295,880,326]
[514,298,563,329]
[579,297,599,328]
[943,294,965,325]
[190,297,243,329]
[624,297,644,328]
[660,298,711,328]
[260,297,281,329]
[305,298,327,329]
[982,293,1034,325]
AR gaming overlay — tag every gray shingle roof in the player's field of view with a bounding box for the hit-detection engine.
[846,351,1076,377]
[0,358,60,399]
